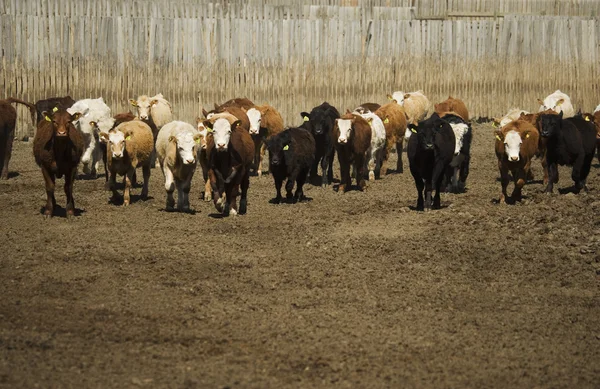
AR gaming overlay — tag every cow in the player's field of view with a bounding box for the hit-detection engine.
[129,93,173,168]
[333,112,372,192]
[434,96,469,121]
[195,118,214,202]
[538,90,575,118]
[587,108,600,164]
[32,109,85,218]
[387,90,430,125]
[407,113,455,211]
[92,112,137,182]
[492,108,529,128]
[518,109,557,184]
[0,98,36,179]
[441,113,472,193]
[354,103,381,114]
[374,102,407,174]
[352,110,387,181]
[34,96,75,124]
[156,121,201,212]
[204,114,254,216]
[244,104,284,177]
[539,112,596,193]
[266,127,316,204]
[494,120,539,204]
[67,98,114,178]
[300,102,340,187]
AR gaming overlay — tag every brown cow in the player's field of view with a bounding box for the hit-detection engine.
[204,114,254,216]
[33,109,85,218]
[93,112,136,182]
[519,109,557,184]
[375,102,407,174]
[1,98,36,179]
[435,96,469,121]
[333,112,372,192]
[243,104,285,177]
[354,103,381,114]
[217,97,254,111]
[494,120,539,204]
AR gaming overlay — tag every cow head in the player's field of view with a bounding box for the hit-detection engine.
[387,91,405,105]
[409,114,448,151]
[335,118,353,144]
[539,111,563,137]
[450,123,469,156]
[169,132,199,165]
[246,107,262,135]
[267,131,292,167]
[89,117,116,141]
[196,118,211,150]
[43,109,81,138]
[496,129,523,162]
[129,96,157,121]
[206,118,240,152]
[307,110,331,136]
[101,129,128,160]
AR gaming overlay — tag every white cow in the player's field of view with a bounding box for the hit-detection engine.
[353,111,386,181]
[538,90,574,118]
[493,108,530,128]
[388,90,430,129]
[155,121,200,212]
[130,93,174,168]
[67,98,114,178]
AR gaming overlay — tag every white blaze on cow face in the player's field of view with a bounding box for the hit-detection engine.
[450,123,469,156]
[175,132,197,165]
[336,119,353,144]
[108,130,126,159]
[504,130,522,162]
[213,118,232,151]
[246,108,261,135]
[133,98,156,121]
[391,91,405,105]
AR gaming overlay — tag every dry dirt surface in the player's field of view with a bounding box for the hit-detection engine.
[1,123,599,388]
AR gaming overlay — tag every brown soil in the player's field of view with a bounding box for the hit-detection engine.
[1,123,599,388]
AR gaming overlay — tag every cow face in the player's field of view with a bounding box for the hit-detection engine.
[196,118,211,150]
[388,91,405,105]
[130,97,157,121]
[308,110,331,135]
[450,123,469,156]
[246,108,261,135]
[539,111,563,137]
[170,133,198,165]
[104,130,127,159]
[502,130,522,162]
[43,110,81,137]
[335,119,353,144]
[267,131,292,167]
[209,118,240,152]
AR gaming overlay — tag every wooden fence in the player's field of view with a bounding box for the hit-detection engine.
[1,0,599,138]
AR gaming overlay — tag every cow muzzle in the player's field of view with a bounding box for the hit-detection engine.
[217,143,227,151]
[140,115,149,120]
[424,143,434,150]
[112,152,123,159]
[56,130,68,137]
[510,156,519,162]
[249,128,259,135]
[184,158,195,165]
[338,138,347,144]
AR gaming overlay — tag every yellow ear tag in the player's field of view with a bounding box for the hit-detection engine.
[283,145,289,151]
[384,118,389,124]
[45,116,51,122]
[195,138,201,144]
[388,96,393,101]
[495,135,502,141]
[585,116,591,122]
[410,128,417,134]
[492,122,497,128]
[52,107,59,112]
[526,134,530,138]
[303,116,309,122]
[125,135,131,141]
[207,128,213,133]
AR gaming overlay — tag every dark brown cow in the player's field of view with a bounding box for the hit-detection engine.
[434,96,469,121]
[519,109,557,184]
[0,98,36,179]
[34,96,75,124]
[217,97,254,111]
[33,109,85,218]
[333,112,372,192]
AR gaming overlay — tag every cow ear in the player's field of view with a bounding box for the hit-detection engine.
[491,118,500,127]
[556,98,564,106]
[346,109,352,115]
[214,103,220,110]
[193,134,202,145]
[129,99,138,107]
[99,132,109,143]
[71,112,82,122]
[202,108,209,118]
[537,98,544,105]
[403,93,410,100]
[231,120,242,129]
[408,123,418,134]
[150,99,158,106]
[168,135,177,143]
[42,111,52,122]
[301,112,310,122]
[494,129,503,141]
[203,120,213,131]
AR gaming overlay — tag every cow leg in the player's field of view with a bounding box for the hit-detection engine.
[541,155,548,185]
[181,177,192,212]
[42,167,56,217]
[459,155,470,191]
[326,150,335,187]
[224,184,239,216]
[356,155,367,190]
[396,139,404,173]
[338,157,351,193]
[498,161,509,203]
[309,155,320,185]
[424,180,433,210]
[259,143,268,176]
[414,176,425,211]
[545,163,557,193]
[64,168,76,218]
[122,172,132,206]
[164,165,175,211]
[511,168,526,202]
[578,153,594,191]
[239,172,250,215]
[322,154,331,187]
[0,130,14,180]
[272,174,284,204]
[571,153,585,193]
[380,145,390,177]
[367,151,376,182]
[108,171,122,203]
[294,168,309,202]
[254,139,262,177]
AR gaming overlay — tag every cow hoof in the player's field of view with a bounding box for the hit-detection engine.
[269,197,281,204]
[123,201,130,207]
[368,171,375,181]
[222,203,230,216]
[203,193,212,202]
[229,208,238,216]
[239,200,247,214]
[165,205,175,212]
[258,171,262,178]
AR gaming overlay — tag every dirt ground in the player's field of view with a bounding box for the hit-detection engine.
[0,122,599,388]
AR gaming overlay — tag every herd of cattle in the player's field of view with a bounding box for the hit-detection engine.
[0,89,598,217]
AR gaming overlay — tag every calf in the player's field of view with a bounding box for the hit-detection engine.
[540,112,596,193]
[34,96,75,124]
[441,113,472,193]
[300,102,340,187]
[244,104,284,177]
[204,115,254,216]
[353,111,386,181]
[354,103,381,114]
[266,127,315,203]
[434,96,469,121]
[333,113,372,192]
[407,113,455,210]
[374,102,407,174]
[129,93,173,168]
[492,108,529,128]
[99,120,154,206]
[388,90,430,125]
[156,121,201,212]
[494,120,539,203]
[1,98,36,179]
[32,109,85,218]
[538,90,574,118]
[518,110,557,184]
[93,112,136,182]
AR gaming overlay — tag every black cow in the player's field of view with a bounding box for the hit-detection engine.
[300,102,340,187]
[266,127,316,204]
[540,112,596,193]
[34,96,75,124]
[407,113,455,210]
[441,113,472,193]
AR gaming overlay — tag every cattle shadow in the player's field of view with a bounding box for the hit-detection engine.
[108,194,153,206]
[408,204,450,212]
[268,197,313,205]
[490,195,530,205]
[6,172,20,179]
[39,207,86,218]
[161,208,198,215]
[208,212,226,219]
[558,186,586,195]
